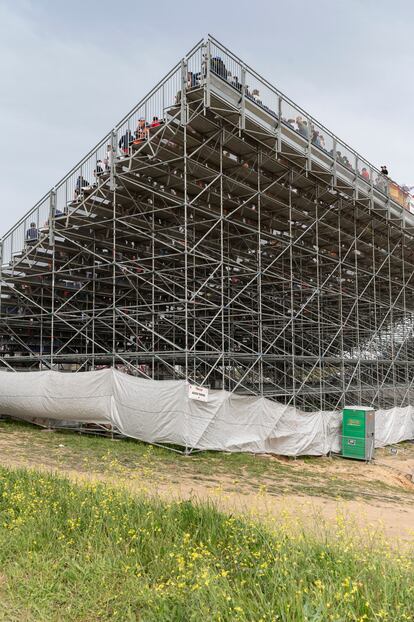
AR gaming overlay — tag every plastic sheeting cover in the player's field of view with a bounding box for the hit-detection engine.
[0,369,413,456]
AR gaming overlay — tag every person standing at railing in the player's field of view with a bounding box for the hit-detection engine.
[381,165,389,176]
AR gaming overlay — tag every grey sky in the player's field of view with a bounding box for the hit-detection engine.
[1,0,413,235]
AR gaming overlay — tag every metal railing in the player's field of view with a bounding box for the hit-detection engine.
[1,35,412,267]
[207,35,412,214]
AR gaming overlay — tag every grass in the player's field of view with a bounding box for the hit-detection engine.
[1,419,413,503]
[0,467,413,621]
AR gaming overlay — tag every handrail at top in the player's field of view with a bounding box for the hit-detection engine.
[207,34,404,186]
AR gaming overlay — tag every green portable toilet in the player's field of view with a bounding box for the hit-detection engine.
[342,406,375,461]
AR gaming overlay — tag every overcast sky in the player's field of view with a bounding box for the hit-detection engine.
[1,0,413,235]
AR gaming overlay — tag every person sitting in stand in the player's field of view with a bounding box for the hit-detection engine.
[231,74,242,92]
[151,116,161,127]
[93,159,105,184]
[361,167,370,181]
[187,71,200,89]
[74,175,89,200]
[251,88,262,105]
[133,118,148,144]
[118,129,133,156]
[26,222,38,244]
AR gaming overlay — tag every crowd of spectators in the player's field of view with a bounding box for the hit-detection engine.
[206,54,407,195]
[23,56,411,245]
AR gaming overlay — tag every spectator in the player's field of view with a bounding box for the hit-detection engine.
[374,174,387,193]
[118,129,133,155]
[381,165,389,176]
[251,89,262,105]
[296,116,309,139]
[187,71,200,88]
[211,56,226,78]
[26,222,38,244]
[312,129,322,148]
[151,116,161,128]
[74,175,89,200]
[134,118,148,143]
[93,160,105,183]
[231,74,242,92]
[105,144,114,171]
[361,167,370,181]
[187,71,194,88]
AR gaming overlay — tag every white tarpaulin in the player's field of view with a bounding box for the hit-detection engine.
[0,369,413,456]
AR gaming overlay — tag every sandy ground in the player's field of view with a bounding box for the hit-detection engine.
[0,422,413,542]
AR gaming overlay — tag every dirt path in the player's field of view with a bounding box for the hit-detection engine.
[1,420,414,542]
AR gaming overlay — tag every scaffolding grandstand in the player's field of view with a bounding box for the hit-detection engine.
[1,36,414,412]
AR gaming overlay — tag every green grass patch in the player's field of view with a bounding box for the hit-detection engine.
[0,467,413,621]
[1,420,413,503]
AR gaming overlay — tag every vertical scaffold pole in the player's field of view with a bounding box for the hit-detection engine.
[0,239,2,362]
[181,58,188,126]
[110,129,117,191]
[183,60,189,455]
[257,147,263,397]
[50,190,56,370]
[112,187,116,369]
[277,96,282,154]
[220,126,225,391]
[240,67,246,132]
[204,39,211,109]
[49,189,56,246]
